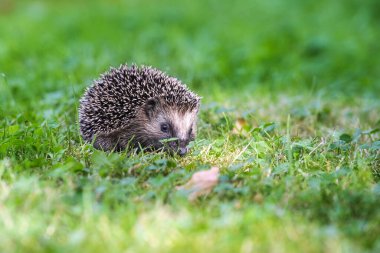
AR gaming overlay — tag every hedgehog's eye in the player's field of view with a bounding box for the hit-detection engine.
[160,123,170,133]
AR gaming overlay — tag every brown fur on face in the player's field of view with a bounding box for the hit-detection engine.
[93,97,199,155]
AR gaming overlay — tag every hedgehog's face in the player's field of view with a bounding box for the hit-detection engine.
[141,97,199,156]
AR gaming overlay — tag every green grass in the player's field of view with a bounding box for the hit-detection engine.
[1,0,380,252]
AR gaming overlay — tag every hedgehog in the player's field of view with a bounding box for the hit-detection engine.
[79,64,201,156]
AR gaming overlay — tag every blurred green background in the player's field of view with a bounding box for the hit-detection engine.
[1,0,379,115]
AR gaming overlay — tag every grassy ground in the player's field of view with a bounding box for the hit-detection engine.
[1,0,380,252]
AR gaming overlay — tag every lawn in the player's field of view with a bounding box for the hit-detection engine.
[0,0,379,252]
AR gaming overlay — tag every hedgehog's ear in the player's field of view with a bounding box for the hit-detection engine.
[144,97,161,119]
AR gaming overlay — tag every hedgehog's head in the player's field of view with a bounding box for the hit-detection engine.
[135,96,199,156]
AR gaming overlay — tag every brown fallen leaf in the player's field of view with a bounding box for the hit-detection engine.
[232,117,248,135]
[176,167,220,201]
[253,193,264,204]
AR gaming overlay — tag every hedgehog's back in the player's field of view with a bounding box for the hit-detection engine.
[79,64,199,142]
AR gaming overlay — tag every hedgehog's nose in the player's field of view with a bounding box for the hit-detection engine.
[178,147,188,156]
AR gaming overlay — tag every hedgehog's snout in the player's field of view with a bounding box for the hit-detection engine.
[166,139,189,156]
[176,139,190,156]
[178,147,188,156]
